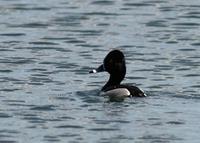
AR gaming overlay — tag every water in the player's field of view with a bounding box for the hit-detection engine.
[0,0,200,142]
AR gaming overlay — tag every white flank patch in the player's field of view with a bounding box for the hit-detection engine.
[101,88,130,102]
[101,88,130,97]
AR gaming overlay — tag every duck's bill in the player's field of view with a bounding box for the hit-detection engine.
[89,64,105,73]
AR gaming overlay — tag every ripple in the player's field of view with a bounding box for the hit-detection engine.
[139,134,183,141]
[0,57,36,64]
[0,113,12,118]
[23,116,46,124]
[180,21,200,25]
[91,0,115,5]
[190,85,200,88]
[43,136,60,142]
[29,41,59,45]
[30,105,56,111]
[67,29,103,36]
[2,99,25,103]
[166,121,185,125]
[42,37,75,41]
[88,128,119,131]
[0,140,16,143]
[28,46,69,52]
[10,4,51,11]
[0,77,22,83]
[191,42,200,46]
[0,130,19,134]
[159,6,175,12]
[55,62,78,69]
[166,40,178,44]
[58,133,79,138]
[84,12,120,16]
[183,74,200,77]
[172,59,197,66]
[0,33,25,37]
[177,4,200,8]
[178,48,196,51]
[94,119,130,124]
[127,76,147,80]
[146,85,163,89]
[0,88,20,92]
[146,20,168,27]
[53,15,88,27]
[65,39,86,44]
[55,125,84,129]
[29,76,53,83]
[8,23,49,28]
[123,2,154,7]
[175,68,191,71]
[29,68,47,72]
[0,49,15,52]
[76,90,102,104]
[155,65,173,70]
[0,70,12,73]
[180,12,200,19]
[77,44,101,48]
[148,117,161,121]
[173,22,200,28]
[28,82,44,85]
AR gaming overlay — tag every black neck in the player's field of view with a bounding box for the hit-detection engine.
[102,74,125,91]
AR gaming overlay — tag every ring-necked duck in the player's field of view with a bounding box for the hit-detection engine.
[89,49,146,101]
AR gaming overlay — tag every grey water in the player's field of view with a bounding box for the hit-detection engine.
[0,0,200,142]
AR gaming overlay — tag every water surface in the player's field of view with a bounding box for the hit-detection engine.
[0,0,200,142]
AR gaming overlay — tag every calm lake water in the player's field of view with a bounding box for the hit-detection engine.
[0,0,200,142]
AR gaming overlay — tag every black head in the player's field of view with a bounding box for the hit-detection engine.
[89,50,126,90]
[103,50,126,76]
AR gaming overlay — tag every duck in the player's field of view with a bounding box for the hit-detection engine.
[89,49,146,101]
